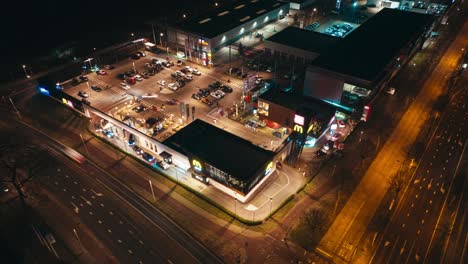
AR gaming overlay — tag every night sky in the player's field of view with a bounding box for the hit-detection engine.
[1,0,221,72]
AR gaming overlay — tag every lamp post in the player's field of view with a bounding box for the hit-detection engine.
[269,197,273,215]
[21,65,30,78]
[160,33,164,47]
[132,62,136,73]
[79,133,90,157]
[234,197,237,216]
[148,179,156,201]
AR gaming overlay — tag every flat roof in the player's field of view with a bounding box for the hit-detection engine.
[260,89,341,132]
[171,0,287,39]
[311,8,434,82]
[266,27,340,54]
[164,119,275,182]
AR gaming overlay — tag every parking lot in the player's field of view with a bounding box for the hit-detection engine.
[62,51,286,147]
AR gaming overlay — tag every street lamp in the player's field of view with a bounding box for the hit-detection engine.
[160,33,164,47]
[269,197,273,215]
[22,65,30,78]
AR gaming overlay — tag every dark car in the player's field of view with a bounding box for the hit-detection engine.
[142,152,155,163]
[131,145,144,155]
[81,98,91,105]
[79,75,88,82]
[220,85,233,93]
[130,53,141,60]
[132,105,147,113]
[209,81,221,89]
[91,85,102,92]
[104,65,115,70]
[117,73,127,80]
[315,149,326,156]
[128,134,135,145]
[192,93,201,100]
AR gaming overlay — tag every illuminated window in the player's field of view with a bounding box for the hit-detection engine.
[258,101,269,116]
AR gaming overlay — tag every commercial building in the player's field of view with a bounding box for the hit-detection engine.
[164,0,289,66]
[261,8,434,124]
[164,119,277,199]
[288,0,315,10]
[304,8,434,117]
[257,88,347,146]
[264,27,339,63]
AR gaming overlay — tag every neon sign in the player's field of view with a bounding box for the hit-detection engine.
[293,124,303,134]
[192,159,203,172]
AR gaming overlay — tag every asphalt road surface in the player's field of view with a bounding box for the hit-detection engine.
[0,114,223,264]
[369,85,467,264]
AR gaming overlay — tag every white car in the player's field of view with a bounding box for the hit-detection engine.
[210,90,224,99]
[184,66,193,73]
[184,74,193,81]
[120,82,131,90]
[192,69,201,76]
[135,75,143,82]
[157,80,166,86]
[157,160,170,170]
[168,83,178,91]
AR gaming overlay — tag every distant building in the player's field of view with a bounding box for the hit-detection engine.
[163,0,289,66]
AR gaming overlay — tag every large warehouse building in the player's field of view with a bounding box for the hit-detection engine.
[165,0,289,66]
[262,8,434,122]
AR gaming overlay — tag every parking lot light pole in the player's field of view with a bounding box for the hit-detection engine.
[132,62,136,73]
[22,65,30,78]
[149,179,156,202]
[269,197,273,215]
[160,33,164,47]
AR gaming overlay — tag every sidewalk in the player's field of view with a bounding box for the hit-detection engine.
[315,20,468,264]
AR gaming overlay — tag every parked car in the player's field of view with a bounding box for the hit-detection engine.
[97,70,107,75]
[168,83,178,90]
[91,85,102,92]
[192,93,201,100]
[201,97,213,106]
[81,98,91,105]
[103,129,115,138]
[77,91,89,98]
[184,74,193,81]
[220,85,233,93]
[142,152,155,163]
[104,65,115,70]
[386,87,396,95]
[131,145,144,155]
[136,51,146,57]
[134,75,143,82]
[157,160,170,170]
[176,60,183,66]
[132,105,147,113]
[192,69,201,76]
[157,80,167,86]
[120,82,131,89]
[79,75,88,82]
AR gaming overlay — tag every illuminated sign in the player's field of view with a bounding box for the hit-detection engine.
[307,124,314,134]
[294,114,304,125]
[38,87,50,96]
[62,98,74,109]
[192,159,203,172]
[293,124,303,134]
[265,161,273,175]
[198,38,209,46]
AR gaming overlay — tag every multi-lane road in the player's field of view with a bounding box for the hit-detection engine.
[369,82,467,263]
[0,113,223,264]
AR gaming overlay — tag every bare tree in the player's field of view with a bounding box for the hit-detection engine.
[389,167,407,199]
[305,209,327,233]
[0,131,43,210]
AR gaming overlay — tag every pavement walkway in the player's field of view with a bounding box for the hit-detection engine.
[315,20,468,264]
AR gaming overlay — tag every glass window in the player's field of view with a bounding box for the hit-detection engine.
[258,101,269,116]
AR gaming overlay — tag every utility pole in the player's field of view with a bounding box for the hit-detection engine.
[8,97,22,119]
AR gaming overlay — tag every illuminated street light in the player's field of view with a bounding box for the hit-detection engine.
[183,14,186,19]
[160,32,164,47]
[21,65,30,78]
[215,2,218,6]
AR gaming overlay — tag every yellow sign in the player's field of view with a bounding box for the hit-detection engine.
[265,161,273,175]
[307,124,314,134]
[293,124,303,134]
[192,159,202,172]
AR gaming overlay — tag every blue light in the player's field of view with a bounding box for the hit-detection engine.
[38,87,50,96]
[323,100,354,112]
[353,2,357,7]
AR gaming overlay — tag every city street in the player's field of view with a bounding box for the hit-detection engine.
[369,78,467,264]
[0,115,222,264]
[315,19,468,264]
